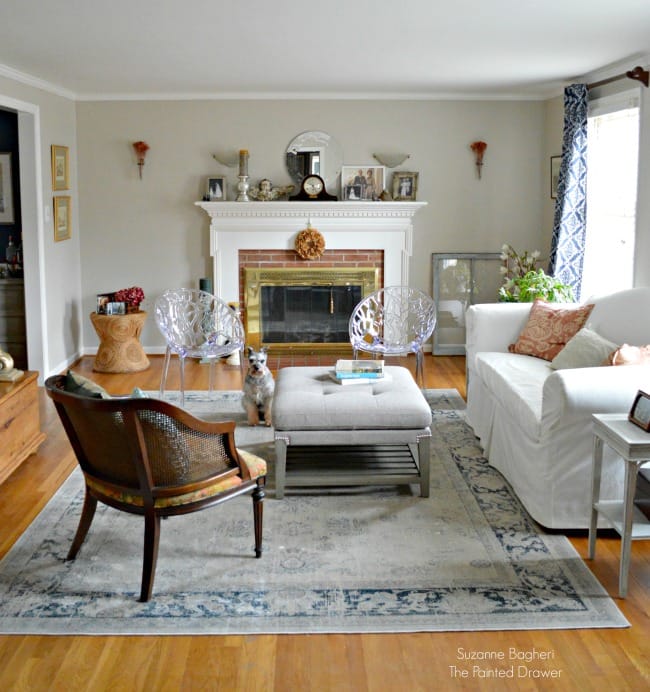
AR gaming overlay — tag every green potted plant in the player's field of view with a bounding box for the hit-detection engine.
[498,244,575,303]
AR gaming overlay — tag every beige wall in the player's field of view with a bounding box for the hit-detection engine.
[76,98,550,350]
[16,75,650,367]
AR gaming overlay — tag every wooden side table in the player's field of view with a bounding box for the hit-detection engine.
[0,371,46,484]
[90,311,150,373]
[588,413,650,597]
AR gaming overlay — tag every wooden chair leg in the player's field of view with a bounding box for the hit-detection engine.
[140,513,161,602]
[252,480,265,558]
[66,489,98,560]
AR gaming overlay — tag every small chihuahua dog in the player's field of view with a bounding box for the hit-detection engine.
[242,346,275,426]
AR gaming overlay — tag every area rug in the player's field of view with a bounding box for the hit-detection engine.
[0,390,627,634]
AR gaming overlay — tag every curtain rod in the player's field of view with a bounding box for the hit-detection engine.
[587,65,649,90]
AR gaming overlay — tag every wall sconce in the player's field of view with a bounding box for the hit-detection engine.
[132,141,150,179]
[212,152,240,168]
[470,141,487,179]
[373,153,410,168]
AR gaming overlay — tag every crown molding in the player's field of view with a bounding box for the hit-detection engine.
[575,53,650,85]
[0,63,77,101]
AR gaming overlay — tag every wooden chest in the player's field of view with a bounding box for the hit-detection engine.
[0,371,46,485]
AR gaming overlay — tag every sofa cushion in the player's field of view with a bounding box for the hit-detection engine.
[508,300,594,361]
[474,352,552,439]
[550,327,617,370]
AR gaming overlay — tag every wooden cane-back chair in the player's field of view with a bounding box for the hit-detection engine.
[45,375,266,602]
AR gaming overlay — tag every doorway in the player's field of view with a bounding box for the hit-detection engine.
[0,94,46,380]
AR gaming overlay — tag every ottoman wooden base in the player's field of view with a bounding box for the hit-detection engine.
[273,366,432,498]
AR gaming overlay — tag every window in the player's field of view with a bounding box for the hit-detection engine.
[581,93,640,299]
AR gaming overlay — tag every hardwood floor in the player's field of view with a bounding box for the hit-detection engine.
[1,354,649,691]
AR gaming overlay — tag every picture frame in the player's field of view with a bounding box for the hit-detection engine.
[340,165,385,201]
[0,152,15,224]
[392,171,419,201]
[629,390,650,432]
[106,301,126,315]
[51,145,70,191]
[550,156,561,199]
[207,176,226,201]
[53,196,72,242]
[96,293,114,314]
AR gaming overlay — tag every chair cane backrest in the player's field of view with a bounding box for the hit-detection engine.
[45,376,241,496]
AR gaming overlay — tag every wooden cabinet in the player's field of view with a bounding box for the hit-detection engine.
[0,371,46,485]
[0,278,27,370]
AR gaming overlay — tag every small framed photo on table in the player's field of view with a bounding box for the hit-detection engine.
[96,293,114,314]
[207,177,226,201]
[629,390,650,432]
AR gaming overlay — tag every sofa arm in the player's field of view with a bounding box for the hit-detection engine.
[542,364,650,429]
[465,303,532,368]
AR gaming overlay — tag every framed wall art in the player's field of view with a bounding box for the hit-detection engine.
[207,176,226,201]
[53,196,71,241]
[51,145,70,191]
[550,156,561,199]
[392,171,418,201]
[0,152,15,224]
[340,165,385,201]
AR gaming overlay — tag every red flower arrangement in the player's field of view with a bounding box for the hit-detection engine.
[114,286,145,312]
[132,141,150,179]
[470,141,487,179]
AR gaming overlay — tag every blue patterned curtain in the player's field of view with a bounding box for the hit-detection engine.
[548,83,588,300]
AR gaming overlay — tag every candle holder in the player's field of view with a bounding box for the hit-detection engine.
[236,175,250,202]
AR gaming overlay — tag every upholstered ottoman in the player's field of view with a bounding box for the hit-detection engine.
[272,366,432,498]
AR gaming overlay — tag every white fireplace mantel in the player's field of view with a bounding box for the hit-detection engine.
[195,200,427,303]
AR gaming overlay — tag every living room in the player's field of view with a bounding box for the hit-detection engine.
[1,2,650,689]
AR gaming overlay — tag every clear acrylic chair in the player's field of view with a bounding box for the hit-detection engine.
[154,288,245,407]
[348,286,437,386]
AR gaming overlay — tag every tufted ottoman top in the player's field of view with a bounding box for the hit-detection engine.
[272,366,432,431]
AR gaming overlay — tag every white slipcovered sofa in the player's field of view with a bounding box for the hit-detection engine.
[465,287,650,529]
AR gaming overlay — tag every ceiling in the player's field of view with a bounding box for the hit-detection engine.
[1,0,650,100]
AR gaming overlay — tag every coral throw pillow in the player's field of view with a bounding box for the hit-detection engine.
[508,299,594,361]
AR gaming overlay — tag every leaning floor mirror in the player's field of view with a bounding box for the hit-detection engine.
[432,252,503,355]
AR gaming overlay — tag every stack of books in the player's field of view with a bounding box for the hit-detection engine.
[330,359,386,385]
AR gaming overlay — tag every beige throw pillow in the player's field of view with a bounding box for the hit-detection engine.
[550,327,617,370]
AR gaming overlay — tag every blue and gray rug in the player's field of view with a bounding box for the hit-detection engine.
[0,390,627,634]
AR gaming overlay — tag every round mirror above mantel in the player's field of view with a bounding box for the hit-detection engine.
[285,130,343,193]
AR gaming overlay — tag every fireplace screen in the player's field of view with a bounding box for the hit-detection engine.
[261,285,361,343]
[245,267,380,353]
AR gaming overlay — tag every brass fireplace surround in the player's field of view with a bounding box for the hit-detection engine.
[244,267,380,353]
